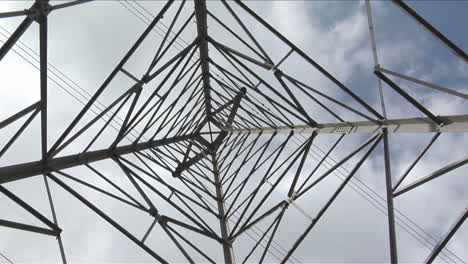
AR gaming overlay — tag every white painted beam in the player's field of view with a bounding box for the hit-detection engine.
[226,115,468,135]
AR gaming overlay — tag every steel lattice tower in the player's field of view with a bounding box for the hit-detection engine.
[0,0,467,263]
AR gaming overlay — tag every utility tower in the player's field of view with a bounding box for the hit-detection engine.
[0,0,467,263]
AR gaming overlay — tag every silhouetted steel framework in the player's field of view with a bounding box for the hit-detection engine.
[0,0,467,263]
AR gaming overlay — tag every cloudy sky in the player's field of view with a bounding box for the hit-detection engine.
[0,0,467,263]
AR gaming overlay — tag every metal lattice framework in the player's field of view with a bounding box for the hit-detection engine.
[0,0,467,263]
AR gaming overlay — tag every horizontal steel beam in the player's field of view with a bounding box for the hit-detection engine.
[0,134,195,184]
[227,114,468,135]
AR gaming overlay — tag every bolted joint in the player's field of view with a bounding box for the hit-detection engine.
[149,207,159,217]
[134,82,144,93]
[436,115,444,129]
[273,69,283,78]
[55,228,63,237]
[141,74,151,84]
[266,61,275,71]
[157,215,167,225]
[222,237,233,247]
[29,1,51,23]
[239,87,247,97]
[172,169,181,178]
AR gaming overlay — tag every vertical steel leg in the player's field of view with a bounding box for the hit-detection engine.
[383,128,398,263]
[212,153,235,263]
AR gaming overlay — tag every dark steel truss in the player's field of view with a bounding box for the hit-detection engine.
[0,0,467,263]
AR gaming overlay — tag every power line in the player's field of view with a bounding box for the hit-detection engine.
[234,83,462,263]
[0,250,13,264]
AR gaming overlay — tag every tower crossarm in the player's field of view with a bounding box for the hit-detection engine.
[226,114,468,135]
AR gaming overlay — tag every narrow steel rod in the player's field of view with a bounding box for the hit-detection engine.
[365,0,387,118]
[383,128,398,263]
[146,0,187,74]
[394,156,468,197]
[0,109,40,158]
[231,139,310,239]
[43,175,67,264]
[234,0,384,119]
[219,0,273,65]
[52,170,146,211]
[392,0,468,62]
[208,38,272,70]
[47,173,168,263]
[0,14,33,61]
[47,0,174,157]
[242,208,284,264]
[159,219,195,264]
[0,101,40,130]
[141,217,158,243]
[50,0,93,11]
[224,133,277,218]
[165,222,217,264]
[281,135,383,263]
[0,184,61,232]
[392,132,441,192]
[378,66,468,100]
[0,10,28,19]
[375,71,442,125]
[425,208,467,264]
[0,219,58,236]
[207,11,267,62]
[259,207,286,264]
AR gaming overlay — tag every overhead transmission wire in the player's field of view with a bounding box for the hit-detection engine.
[0,251,14,264]
[0,0,205,176]
[201,191,302,263]
[210,50,462,262]
[241,87,462,263]
[210,28,464,259]
[118,0,199,63]
[293,134,461,263]
[0,28,193,261]
[235,74,462,263]
[114,8,302,259]
[0,18,181,264]
[0,4,298,262]
[2,1,462,263]
[109,2,465,263]
[0,3,201,144]
[0,26,160,146]
[131,0,192,48]
[189,23,466,261]
[120,0,236,89]
[0,28,131,141]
